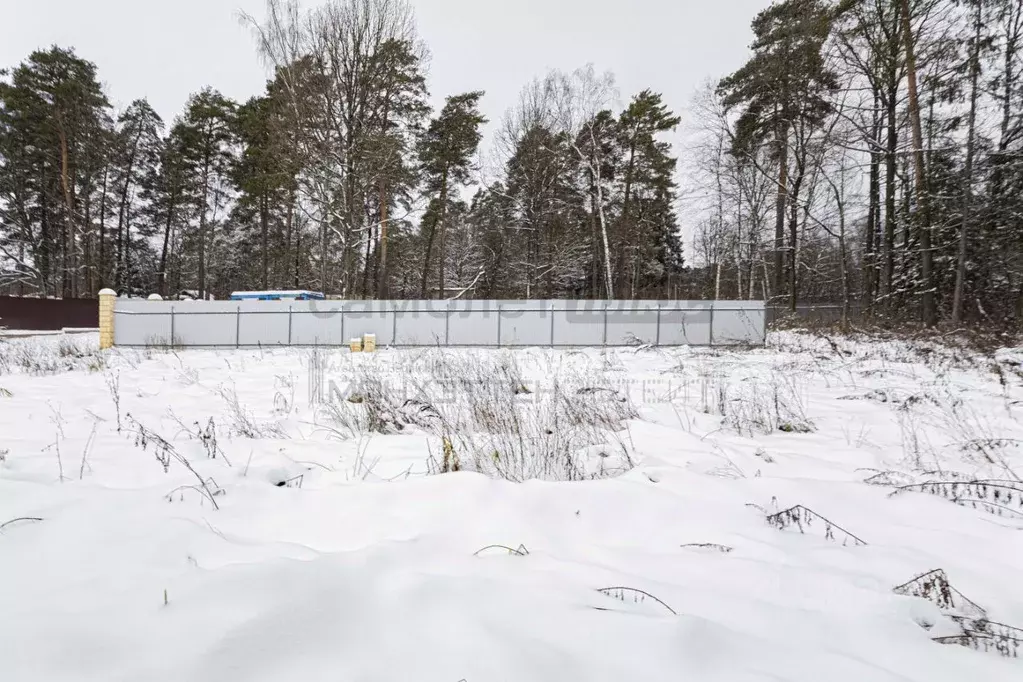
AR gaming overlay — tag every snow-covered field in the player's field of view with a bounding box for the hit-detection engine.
[1,331,1022,681]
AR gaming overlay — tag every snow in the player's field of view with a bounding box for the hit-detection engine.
[228,290,325,299]
[0,328,97,338]
[1,331,1022,681]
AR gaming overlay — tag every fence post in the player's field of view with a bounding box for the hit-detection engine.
[98,288,116,349]
[287,306,293,346]
[445,303,450,345]
[496,303,502,347]
[708,302,715,347]
[602,302,608,347]
[170,306,176,347]
[392,305,398,346]
[236,306,241,348]
[550,302,555,347]
[655,303,661,346]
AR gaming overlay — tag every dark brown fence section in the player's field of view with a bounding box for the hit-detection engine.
[0,296,98,331]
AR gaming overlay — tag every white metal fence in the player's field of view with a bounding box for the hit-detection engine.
[112,299,766,348]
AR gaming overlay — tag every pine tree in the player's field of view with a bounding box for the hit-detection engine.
[417,91,486,298]
[0,47,110,296]
[364,38,429,298]
[987,0,1023,317]
[142,130,190,298]
[505,124,583,297]
[615,90,683,297]
[466,184,517,297]
[717,0,838,305]
[174,89,237,299]
[232,86,299,290]
[573,108,621,298]
[245,0,423,296]
[111,99,163,295]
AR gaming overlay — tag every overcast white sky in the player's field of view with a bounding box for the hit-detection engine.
[3,0,772,248]
[4,0,770,136]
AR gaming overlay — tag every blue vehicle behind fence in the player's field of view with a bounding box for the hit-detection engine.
[228,290,326,301]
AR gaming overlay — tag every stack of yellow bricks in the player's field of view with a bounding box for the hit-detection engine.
[350,334,376,353]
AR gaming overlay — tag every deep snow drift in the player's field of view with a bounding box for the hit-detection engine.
[1,331,1021,681]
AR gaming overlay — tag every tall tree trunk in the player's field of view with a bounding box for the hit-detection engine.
[260,194,269,289]
[735,190,744,299]
[590,184,600,298]
[826,172,852,329]
[82,172,93,295]
[39,165,52,296]
[361,220,375,297]
[285,189,295,288]
[593,163,614,299]
[714,136,727,297]
[883,19,899,306]
[865,87,882,312]
[773,120,789,298]
[953,0,984,323]
[992,0,1020,198]
[124,213,133,297]
[294,217,301,289]
[115,209,123,292]
[839,207,850,329]
[198,133,212,300]
[622,136,637,224]
[69,171,79,298]
[377,178,389,298]
[436,168,450,300]
[319,221,327,295]
[57,125,75,298]
[420,211,437,299]
[748,238,757,301]
[198,205,207,300]
[787,156,804,312]
[376,96,392,300]
[158,186,178,297]
[98,163,109,288]
[994,1,1022,319]
[19,240,27,296]
[621,133,638,297]
[115,129,142,293]
[900,0,936,326]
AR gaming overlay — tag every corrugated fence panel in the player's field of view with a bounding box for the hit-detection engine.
[660,308,712,346]
[395,301,447,345]
[114,310,172,346]
[111,299,766,347]
[448,301,500,345]
[291,305,345,345]
[556,302,607,346]
[498,302,553,346]
[345,301,397,346]
[605,301,657,345]
[712,305,766,346]
[239,310,290,346]
[175,311,237,346]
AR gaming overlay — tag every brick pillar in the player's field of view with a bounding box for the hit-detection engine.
[98,288,116,349]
